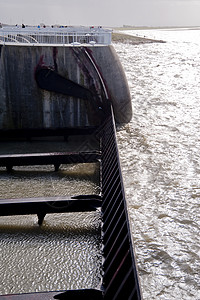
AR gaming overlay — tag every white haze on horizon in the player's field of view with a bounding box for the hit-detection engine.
[0,0,200,28]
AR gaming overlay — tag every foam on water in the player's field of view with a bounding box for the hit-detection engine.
[114,28,200,300]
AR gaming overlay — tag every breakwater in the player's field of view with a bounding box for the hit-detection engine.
[0,43,132,128]
[0,27,141,299]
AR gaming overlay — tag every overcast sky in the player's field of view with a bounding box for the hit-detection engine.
[0,0,200,27]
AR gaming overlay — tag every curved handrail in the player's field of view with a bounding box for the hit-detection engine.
[0,26,112,45]
[0,34,20,43]
[16,35,31,43]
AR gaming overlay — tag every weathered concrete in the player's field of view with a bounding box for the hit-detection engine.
[0,44,132,130]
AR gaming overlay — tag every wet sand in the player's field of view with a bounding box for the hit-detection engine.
[112,32,165,45]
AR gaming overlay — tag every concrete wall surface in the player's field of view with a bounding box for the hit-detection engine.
[0,44,132,130]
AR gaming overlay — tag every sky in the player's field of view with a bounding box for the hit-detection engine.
[0,0,200,27]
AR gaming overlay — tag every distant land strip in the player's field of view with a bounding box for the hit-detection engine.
[112,32,165,45]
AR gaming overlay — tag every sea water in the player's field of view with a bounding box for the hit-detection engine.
[0,28,200,299]
[114,28,200,300]
[0,143,102,295]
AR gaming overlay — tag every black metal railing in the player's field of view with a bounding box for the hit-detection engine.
[0,104,141,299]
[100,106,141,300]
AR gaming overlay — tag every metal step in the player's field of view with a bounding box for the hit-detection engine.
[0,104,142,299]
[0,194,101,225]
[0,289,103,299]
[0,151,101,171]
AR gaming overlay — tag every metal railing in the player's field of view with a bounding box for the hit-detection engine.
[100,105,142,299]
[0,103,142,299]
[0,26,112,45]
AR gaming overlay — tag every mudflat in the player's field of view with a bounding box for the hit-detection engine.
[112,32,165,44]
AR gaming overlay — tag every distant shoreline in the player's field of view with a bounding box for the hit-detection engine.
[111,25,200,44]
[112,32,165,45]
[113,26,200,30]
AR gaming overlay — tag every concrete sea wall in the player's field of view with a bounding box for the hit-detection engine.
[0,44,132,129]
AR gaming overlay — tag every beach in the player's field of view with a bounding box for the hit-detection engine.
[112,31,165,45]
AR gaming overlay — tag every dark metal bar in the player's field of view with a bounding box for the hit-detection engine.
[0,127,98,139]
[0,289,103,299]
[100,105,141,299]
[0,195,101,225]
[103,234,129,278]
[102,169,120,197]
[103,202,124,239]
[103,250,130,298]
[53,288,103,299]
[102,160,118,187]
[101,182,121,216]
[0,151,101,168]
[113,267,136,300]
[103,212,126,249]
[103,227,128,267]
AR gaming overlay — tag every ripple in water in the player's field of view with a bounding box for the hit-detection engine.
[0,162,101,295]
[0,211,102,295]
[114,28,200,300]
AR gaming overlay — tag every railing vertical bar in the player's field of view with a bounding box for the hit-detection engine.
[101,105,141,300]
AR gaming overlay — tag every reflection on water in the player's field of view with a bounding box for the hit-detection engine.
[0,158,101,295]
[0,211,101,295]
[0,163,100,199]
[114,29,200,300]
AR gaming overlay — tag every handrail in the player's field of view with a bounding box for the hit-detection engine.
[100,105,142,299]
[0,104,141,299]
[0,26,112,45]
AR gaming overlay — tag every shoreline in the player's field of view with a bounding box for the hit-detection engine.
[112,32,165,45]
